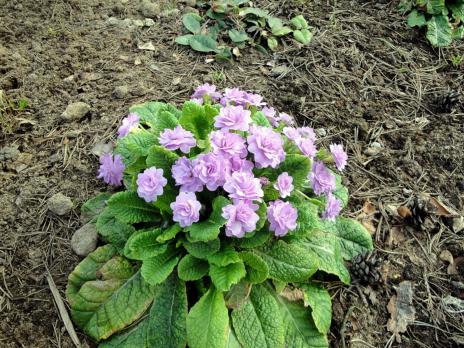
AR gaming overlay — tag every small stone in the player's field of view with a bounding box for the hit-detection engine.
[160,8,180,18]
[138,41,156,51]
[106,17,120,26]
[371,141,382,148]
[60,102,90,122]
[0,145,20,161]
[138,0,160,18]
[112,85,129,99]
[133,19,144,27]
[315,128,327,137]
[71,223,98,256]
[134,57,142,65]
[144,18,155,26]
[91,142,113,156]
[131,85,147,97]
[48,193,73,215]
[364,147,381,156]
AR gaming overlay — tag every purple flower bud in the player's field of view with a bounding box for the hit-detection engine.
[244,92,266,107]
[297,138,317,158]
[220,88,248,106]
[309,161,336,196]
[214,105,251,131]
[228,156,254,173]
[274,172,294,198]
[97,153,125,186]
[223,171,263,203]
[193,153,229,191]
[222,201,259,238]
[262,106,279,127]
[322,193,342,221]
[170,192,202,227]
[171,157,203,192]
[118,113,140,138]
[329,143,348,171]
[259,177,271,186]
[278,112,295,126]
[298,127,316,142]
[267,200,298,237]
[283,127,301,142]
[210,130,247,159]
[159,125,196,154]
[136,167,167,202]
[191,83,221,104]
[247,126,285,168]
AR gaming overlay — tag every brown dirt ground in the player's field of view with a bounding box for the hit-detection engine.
[1,0,463,347]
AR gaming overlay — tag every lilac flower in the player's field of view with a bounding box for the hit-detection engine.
[171,157,203,192]
[267,200,298,237]
[191,83,221,103]
[159,125,196,154]
[222,201,259,238]
[297,138,317,158]
[247,126,285,168]
[97,153,125,186]
[214,105,251,131]
[220,88,248,106]
[118,113,139,138]
[223,171,263,203]
[274,172,294,198]
[309,161,336,195]
[330,143,348,171]
[228,156,254,173]
[278,112,295,126]
[193,153,228,191]
[244,92,266,107]
[322,193,342,221]
[136,167,167,202]
[259,177,271,186]
[170,192,201,227]
[298,127,316,142]
[210,130,247,159]
[283,127,301,142]
[262,107,278,127]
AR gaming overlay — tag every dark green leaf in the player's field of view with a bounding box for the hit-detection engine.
[183,13,202,34]
[123,228,166,261]
[157,224,182,243]
[240,251,269,284]
[426,14,453,46]
[228,29,249,43]
[141,247,180,285]
[178,254,209,281]
[146,145,179,179]
[209,261,247,291]
[236,228,271,249]
[301,283,332,334]
[81,192,112,223]
[107,191,160,224]
[179,101,215,141]
[176,34,194,45]
[96,208,136,252]
[189,34,218,52]
[184,239,221,259]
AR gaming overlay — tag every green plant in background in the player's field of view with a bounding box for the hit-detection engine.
[449,53,464,67]
[400,0,464,46]
[176,1,313,59]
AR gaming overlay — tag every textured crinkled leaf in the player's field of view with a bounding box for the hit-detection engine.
[449,1,464,20]
[232,284,284,348]
[293,29,313,44]
[453,26,464,39]
[184,239,221,259]
[123,228,166,261]
[210,261,246,291]
[208,247,241,266]
[277,154,310,189]
[147,273,187,348]
[256,241,318,282]
[99,319,149,348]
[146,145,179,182]
[426,15,452,46]
[115,128,158,166]
[228,29,249,43]
[288,197,322,237]
[157,224,182,243]
[183,13,202,34]
[236,228,271,249]
[291,15,309,29]
[189,34,218,52]
[251,111,271,127]
[407,9,426,27]
[186,196,230,241]
[97,256,134,281]
[179,101,215,141]
[141,247,180,285]
[129,102,180,132]
[96,208,136,252]
[187,288,229,348]
[225,281,251,310]
[107,191,160,224]
[81,192,112,223]
[178,254,209,281]
[152,184,177,214]
[300,283,332,334]
[240,251,269,284]
[426,0,446,14]
[226,326,242,348]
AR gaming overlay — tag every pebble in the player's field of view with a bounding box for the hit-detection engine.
[133,19,144,27]
[138,1,161,18]
[364,147,381,156]
[315,128,327,137]
[144,18,155,27]
[71,223,98,256]
[0,145,20,161]
[60,102,90,122]
[47,193,73,215]
[160,9,180,18]
[112,85,129,99]
[91,142,113,156]
[371,141,382,148]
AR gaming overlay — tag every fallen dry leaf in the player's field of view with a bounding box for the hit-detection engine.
[397,206,412,219]
[357,200,377,235]
[387,226,406,246]
[387,281,416,343]
[280,287,305,303]
[428,196,456,217]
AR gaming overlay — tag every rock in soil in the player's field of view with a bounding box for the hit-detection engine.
[60,102,90,122]
[138,0,160,18]
[112,85,129,99]
[47,193,73,215]
[0,145,20,161]
[71,223,98,256]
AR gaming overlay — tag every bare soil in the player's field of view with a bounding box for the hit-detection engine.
[1,0,463,347]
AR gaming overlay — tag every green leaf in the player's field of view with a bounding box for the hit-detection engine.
[332,173,349,208]
[426,0,446,14]
[293,29,313,45]
[179,101,216,141]
[99,319,150,348]
[210,261,247,291]
[239,7,269,17]
[157,224,182,243]
[240,251,269,284]
[107,191,160,224]
[178,254,209,281]
[279,154,311,190]
[323,218,373,260]
[184,239,220,259]
[183,13,202,34]
[141,247,180,285]
[152,184,177,214]
[255,203,268,232]
[272,26,293,36]
[267,36,279,51]
[426,15,453,46]
[251,111,271,127]
[407,9,426,27]
[275,295,328,348]
[123,228,167,261]
[255,240,318,282]
[187,288,229,348]
[146,145,180,178]
[228,29,249,43]
[232,284,284,348]
[186,196,230,241]
[81,192,112,223]
[267,16,283,29]
[453,26,464,39]
[449,1,464,21]
[176,34,194,45]
[208,247,242,266]
[301,283,332,335]
[147,273,187,348]
[288,197,322,237]
[226,326,242,348]
[291,15,309,30]
[189,34,218,52]
[236,228,271,249]
[225,281,252,310]
[96,208,136,252]
[67,255,155,342]
[115,128,158,166]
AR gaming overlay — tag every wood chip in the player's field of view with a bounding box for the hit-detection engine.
[387,281,415,343]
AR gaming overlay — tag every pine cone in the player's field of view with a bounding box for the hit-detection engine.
[406,197,428,229]
[350,251,382,286]
[436,90,460,113]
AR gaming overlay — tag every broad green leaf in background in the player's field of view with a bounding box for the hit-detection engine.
[267,36,279,51]
[123,228,166,261]
[228,29,249,43]
[426,0,446,14]
[226,326,242,348]
[291,15,309,30]
[449,1,464,21]
[176,34,194,45]
[236,228,271,249]
[115,129,158,166]
[187,288,229,348]
[208,247,242,266]
[178,254,209,281]
[251,111,271,127]
[239,7,269,17]
[81,192,112,223]
[426,15,453,46]
[267,16,283,29]
[232,284,284,348]
[407,9,427,27]
[189,34,218,52]
[293,29,313,45]
[179,101,216,141]
[156,224,182,243]
[288,197,321,237]
[240,251,269,284]
[99,319,150,348]
[209,261,247,291]
[183,238,221,259]
[186,196,230,241]
[300,283,332,335]
[141,246,180,285]
[96,208,136,252]
[183,13,202,34]
[107,191,160,224]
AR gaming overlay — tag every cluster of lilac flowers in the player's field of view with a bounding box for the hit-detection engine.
[97,84,349,239]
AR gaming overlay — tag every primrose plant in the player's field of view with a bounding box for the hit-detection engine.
[67,84,373,348]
